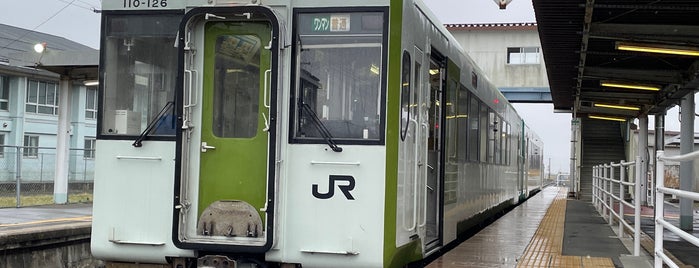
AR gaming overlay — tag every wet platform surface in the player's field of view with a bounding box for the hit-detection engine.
[563,200,627,267]
[426,187,645,268]
[426,187,558,267]
[0,203,92,231]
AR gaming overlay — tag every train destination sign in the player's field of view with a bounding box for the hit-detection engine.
[298,12,383,35]
[311,14,351,32]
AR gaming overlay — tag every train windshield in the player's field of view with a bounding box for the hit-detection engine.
[100,14,181,137]
[292,11,386,143]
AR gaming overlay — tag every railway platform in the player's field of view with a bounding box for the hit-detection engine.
[426,186,670,268]
[0,203,98,267]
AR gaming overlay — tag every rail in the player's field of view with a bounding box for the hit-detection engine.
[654,150,699,268]
[591,156,642,256]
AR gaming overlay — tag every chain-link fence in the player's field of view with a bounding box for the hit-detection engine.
[0,146,94,208]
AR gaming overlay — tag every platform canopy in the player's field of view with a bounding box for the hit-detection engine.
[10,49,98,80]
[0,23,98,80]
[533,0,699,118]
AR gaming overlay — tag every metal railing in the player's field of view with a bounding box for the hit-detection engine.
[654,150,699,268]
[592,156,642,256]
[0,145,94,208]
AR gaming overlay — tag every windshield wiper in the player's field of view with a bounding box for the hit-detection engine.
[301,103,342,152]
[133,101,175,147]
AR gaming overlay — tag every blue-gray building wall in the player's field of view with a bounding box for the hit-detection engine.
[0,67,95,182]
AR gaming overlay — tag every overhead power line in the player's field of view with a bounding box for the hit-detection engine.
[56,0,100,12]
[0,0,78,54]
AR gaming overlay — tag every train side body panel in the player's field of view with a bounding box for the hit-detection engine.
[266,145,386,267]
[91,140,195,263]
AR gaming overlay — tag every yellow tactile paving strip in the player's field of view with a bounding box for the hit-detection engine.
[517,188,615,268]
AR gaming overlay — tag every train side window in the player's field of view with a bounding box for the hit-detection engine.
[212,35,261,138]
[505,122,511,165]
[445,78,458,161]
[413,51,422,123]
[491,113,500,164]
[456,86,469,162]
[400,51,411,141]
[100,14,181,136]
[468,96,479,161]
[292,11,387,143]
[479,102,488,162]
[498,116,505,165]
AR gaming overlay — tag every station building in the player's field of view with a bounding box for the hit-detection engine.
[446,23,549,102]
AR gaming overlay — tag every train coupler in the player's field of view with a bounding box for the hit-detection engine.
[197,255,236,268]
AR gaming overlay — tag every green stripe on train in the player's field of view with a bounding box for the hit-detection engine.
[383,1,423,267]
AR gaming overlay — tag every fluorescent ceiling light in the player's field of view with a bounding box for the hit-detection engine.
[83,80,99,86]
[370,64,380,75]
[429,69,439,75]
[589,115,627,122]
[616,42,699,57]
[593,103,640,111]
[600,81,660,91]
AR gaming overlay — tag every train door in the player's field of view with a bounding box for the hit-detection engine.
[425,53,444,249]
[518,124,525,197]
[398,47,423,246]
[176,7,280,251]
[198,19,270,235]
[414,47,425,235]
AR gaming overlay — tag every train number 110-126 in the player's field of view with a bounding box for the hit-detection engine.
[123,0,168,8]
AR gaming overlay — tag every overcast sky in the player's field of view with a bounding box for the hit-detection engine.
[1,0,101,49]
[0,0,535,50]
[422,0,536,23]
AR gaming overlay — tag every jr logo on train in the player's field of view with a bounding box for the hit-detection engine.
[312,175,356,200]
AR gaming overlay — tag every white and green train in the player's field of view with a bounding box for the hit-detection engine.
[91,0,545,267]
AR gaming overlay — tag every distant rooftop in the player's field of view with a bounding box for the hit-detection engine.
[445,23,537,31]
[0,23,96,67]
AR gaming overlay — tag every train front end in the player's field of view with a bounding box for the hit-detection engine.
[92,1,397,267]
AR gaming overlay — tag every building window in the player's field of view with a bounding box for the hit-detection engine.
[84,138,96,159]
[0,75,9,110]
[507,47,540,65]
[26,80,58,115]
[85,87,97,119]
[23,135,38,158]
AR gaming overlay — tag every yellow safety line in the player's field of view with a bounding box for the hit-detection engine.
[517,188,615,268]
[0,216,92,227]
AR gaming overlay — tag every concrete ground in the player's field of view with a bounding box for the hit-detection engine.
[0,203,92,231]
[563,200,631,267]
